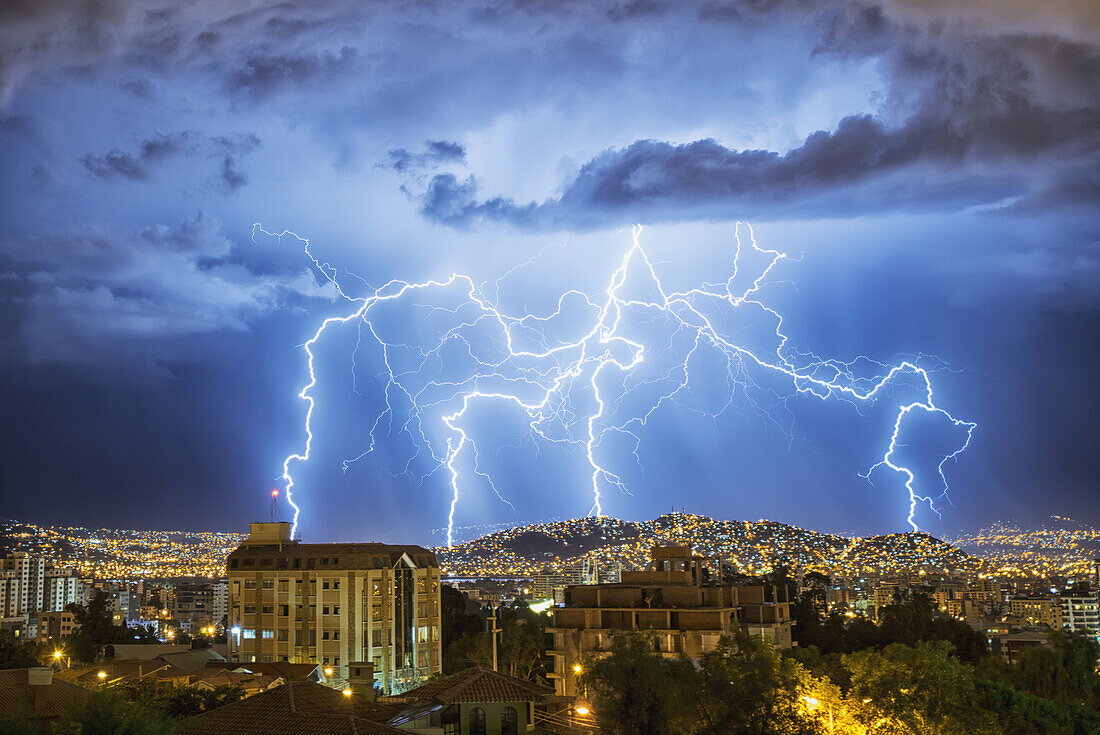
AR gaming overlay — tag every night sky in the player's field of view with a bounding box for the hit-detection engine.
[0,0,1097,544]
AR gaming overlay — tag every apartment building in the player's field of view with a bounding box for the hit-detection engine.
[547,545,792,697]
[1059,593,1100,635]
[44,569,83,613]
[174,582,215,629]
[227,522,442,694]
[1007,596,1060,628]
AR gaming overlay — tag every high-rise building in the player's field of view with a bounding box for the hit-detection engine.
[1059,593,1100,635]
[43,569,83,613]
[227,522,442,694]
[174,582,215,629]
[0,553,45,618]
[547,545,792,697]
[212,580,228,629]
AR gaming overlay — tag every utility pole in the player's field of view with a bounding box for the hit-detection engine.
[488,603,501,672]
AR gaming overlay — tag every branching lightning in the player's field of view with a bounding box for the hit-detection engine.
[255,223,975,545]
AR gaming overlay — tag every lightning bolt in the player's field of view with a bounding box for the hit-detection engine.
[256,223,975,545]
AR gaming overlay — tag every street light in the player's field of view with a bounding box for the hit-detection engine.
[575,705,590,716]
[342,688,353,697]
[97,671,107,680]
[572,664,582,674]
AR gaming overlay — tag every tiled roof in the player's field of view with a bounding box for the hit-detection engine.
[202,661,321,680]
[177,680,405,735]
[0,668,91,720]
[398,667,554,704]
[157,648,225,672]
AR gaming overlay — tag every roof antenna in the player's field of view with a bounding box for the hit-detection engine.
[269,488,281,522]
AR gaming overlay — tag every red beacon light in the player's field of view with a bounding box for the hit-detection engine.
[271,488,280,499]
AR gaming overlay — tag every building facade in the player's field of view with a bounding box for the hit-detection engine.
[547,545,792,697]
[1059,594,1100,635]
[227,522,443,694]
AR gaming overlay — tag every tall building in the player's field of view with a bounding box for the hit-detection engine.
[0,553,45,618]
[1059,593,1100,635]
[547,545,792,697]
[227,522,442,694]
[43,569,83,613]
[212,580,228,628]
[174,582,215,629]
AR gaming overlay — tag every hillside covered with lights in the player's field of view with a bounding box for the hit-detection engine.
[435,512,988,578]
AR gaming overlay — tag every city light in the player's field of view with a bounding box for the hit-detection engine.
[342,689,353,697]
[97,671,107,680]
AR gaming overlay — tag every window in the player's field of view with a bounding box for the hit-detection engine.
[262,630,274,639]
[244,605,256,614]
[417,578,426,593]
[262,579,274,589]
[294,630,302,645]
[501,707,518,735]
[372,629,382,647]
[442,705,460,735]
[333,580,340,589]
[322,630,330,640]
[229,559,239,569]
[260,558,273,566]
[323,606,329,615]
[279,605,289,616]
[244,580,256,589]
[262,605,274,614]
[278,630,288,641]
[333,630,340,640]
[322,580,330,590]
[371,606,382,621]
[372,582,381,596]
[242,558,255,567]
[469,707,486,735]
[333,606,340,615]
[321,557,329,565]
[278,580,289,592]
[242,629,256,639]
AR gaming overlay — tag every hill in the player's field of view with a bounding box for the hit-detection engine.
[435,512,984,578]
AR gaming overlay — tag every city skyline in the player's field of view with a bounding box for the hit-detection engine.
[1,0,1097,541]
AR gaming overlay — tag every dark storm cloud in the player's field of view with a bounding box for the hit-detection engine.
[226,47,360,100]
[80,131,261,189]
[0,213,332,372]
[81,132,195,181]
[416,20,1100,229]
[386,140,467,173]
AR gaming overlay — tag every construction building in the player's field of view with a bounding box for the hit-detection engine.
[227,522,442,694]
[547,545,792,697]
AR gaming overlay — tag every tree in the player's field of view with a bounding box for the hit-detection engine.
[118,678,246,718]
[1012,631,1100,707]
[0,629,38,670]
[844,642,996,735]
[691,632,823,735]
[53,688,176,735]
[580,633,697,735]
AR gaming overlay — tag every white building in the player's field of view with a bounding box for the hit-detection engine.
[212,580,229,627]
[1059,594,1100,635]
[0,553,46,618]
[44,569,83,612]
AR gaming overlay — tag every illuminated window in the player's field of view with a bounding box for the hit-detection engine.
[242,629,255,639]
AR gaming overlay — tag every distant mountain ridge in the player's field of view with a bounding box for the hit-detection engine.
[435,512,985,578]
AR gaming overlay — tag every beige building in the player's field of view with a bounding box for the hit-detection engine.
[1007,597,1060,628]
[36,610,77,643]
[227,522,442,694]
[547,545,792,697]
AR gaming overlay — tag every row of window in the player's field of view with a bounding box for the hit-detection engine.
[236,578,439,593]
